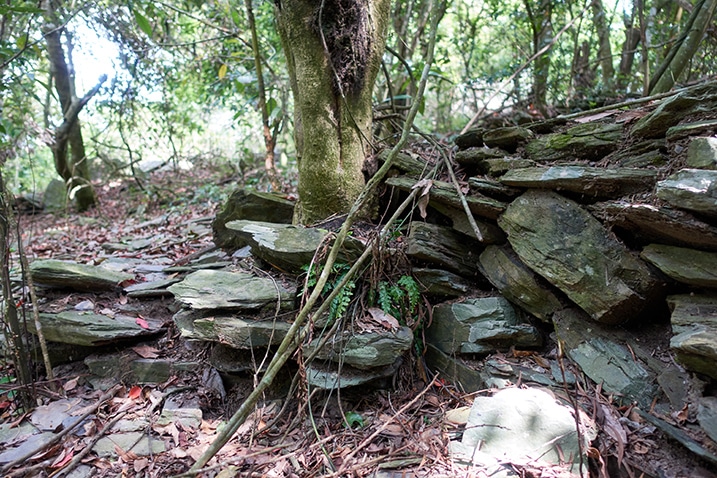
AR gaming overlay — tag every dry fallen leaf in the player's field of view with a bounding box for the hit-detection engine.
[63,377,79,392]
[367,307,400,331]
[131,344,160,358]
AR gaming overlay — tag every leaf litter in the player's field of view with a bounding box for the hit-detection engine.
[0,164,713,477]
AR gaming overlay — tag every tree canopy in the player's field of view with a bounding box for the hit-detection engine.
[2,0,717,215]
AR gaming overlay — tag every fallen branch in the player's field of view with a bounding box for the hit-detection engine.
[0,384,123,475]
[325,373,438,477]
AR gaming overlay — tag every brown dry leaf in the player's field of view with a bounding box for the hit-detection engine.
[114,444,138,462]
[533,355,551,369]
[411,179,433,219]
[600,404,627,466]
[573,110,618,123]
[132,344,160,359]
[154,422,181,446]
[63,377,79,392]
[672,403,689,424]
[367,307,400,331]
[632,442,651,454]
[133,457,149,472]
[379,422,405,437]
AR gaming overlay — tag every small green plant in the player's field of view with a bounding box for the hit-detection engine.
[342,410,365,429]
[301,262,356,322]
[375,275,420,324]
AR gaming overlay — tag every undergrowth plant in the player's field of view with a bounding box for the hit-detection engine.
[375,275,420,326]
[301,262,356,323]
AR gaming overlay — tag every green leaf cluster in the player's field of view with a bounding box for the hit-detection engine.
[301,262,356,323]
[375,275,420,325]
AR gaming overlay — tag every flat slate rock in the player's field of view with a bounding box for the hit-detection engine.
[427,201,506,243]
[386,176,506,220]
[478,245,563,323]
[687,137,717,169]
[468,177,522,201]
[656,169,717,218]
[167,269,296,310]
[225,220,364,273]
[173,309,291,349]
[473,157,536,176]
[426,297,542,354]
[212,189,295,250]
[412,268,476,297]
[455,147,506,168]
[451,387,591,476]
[406,222,483,278]
[482,126,535,152]
[525,122,622,162]
[589,201,717,251]
[454,127,484,149]
[303,326,413,370]
[30,259,133,291]
[641,244,717,288]
[500,166,657,198]
[306,359,402,390]
[553,308,658,407]
[631,82,717,139]
[377,149,432,177]
[668,294,717,379]
[499,190,664,324]
[27,311,162,347]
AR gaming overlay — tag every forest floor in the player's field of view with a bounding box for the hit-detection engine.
[0,156,714,477]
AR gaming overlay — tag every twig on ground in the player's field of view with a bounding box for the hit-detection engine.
[325,372,439,477]
[0,385,123,475]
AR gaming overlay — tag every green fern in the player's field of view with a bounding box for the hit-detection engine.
[397,275,420,314]
[301,262,356,321]
[376,275,421,323]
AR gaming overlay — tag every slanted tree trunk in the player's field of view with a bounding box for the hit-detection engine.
[275,0,390,224]
[42,0,99,211]
[245,0,281,192]
[649,0,717,94]
[591,0,614,88]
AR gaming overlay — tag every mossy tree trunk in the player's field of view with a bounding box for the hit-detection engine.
[275,0,390,225]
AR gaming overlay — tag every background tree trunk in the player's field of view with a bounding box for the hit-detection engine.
[43,1,97,211]
[276,0,390,224]
[650,0,717,94]
[525,0,553,115]
[591,0,614,88]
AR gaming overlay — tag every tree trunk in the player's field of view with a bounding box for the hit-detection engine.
[591,0,614,87]
[649,0,717,94]
[43,0,97,211]
[275,0,390,224]
[525,0,553,115]
[617,26,641,90]
[245,0,281,192]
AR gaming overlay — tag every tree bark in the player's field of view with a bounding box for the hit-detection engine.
[525,0,553,115]
[275,0,390,224]
[43,0,98,211]
[649,0,717,94]
[245,0,281,192]
[591,0,614,87]
[617,26,641,90]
